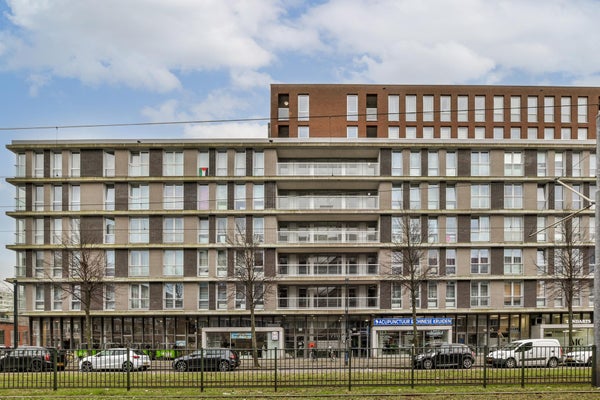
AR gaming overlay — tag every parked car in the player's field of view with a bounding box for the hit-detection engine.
[486,339,562,368]
[173,348,240,372]
[563,346,593,366]
[79,348,151,371]
[413,343,475,369]
[0,346,67,372]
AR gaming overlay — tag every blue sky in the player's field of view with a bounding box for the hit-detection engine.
[0,0,600,281]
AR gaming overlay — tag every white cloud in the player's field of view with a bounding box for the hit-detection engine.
[184,122,268,139]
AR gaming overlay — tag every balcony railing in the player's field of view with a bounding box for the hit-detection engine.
[277,195,379,210]
[277,162,378,176]
[277,296,379,310]
[278,229,378,244]
[278,263,379,276]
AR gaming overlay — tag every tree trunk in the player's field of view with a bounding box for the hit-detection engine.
[567,300,574,352]
[250,306,260,368]
[85,309,92,356]
[412,291,418,348]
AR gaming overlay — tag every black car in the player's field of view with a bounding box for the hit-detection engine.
[172,348,240,372]
[413,343,475,369]
[0,346,67,372]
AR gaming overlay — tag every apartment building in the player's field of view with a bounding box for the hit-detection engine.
[6,84,600,354]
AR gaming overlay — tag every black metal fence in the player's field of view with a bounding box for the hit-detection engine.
[0,345,595,391]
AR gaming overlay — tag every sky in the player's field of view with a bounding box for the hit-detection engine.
[0,0,600,282]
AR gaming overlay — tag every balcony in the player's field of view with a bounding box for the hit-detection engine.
[277,195,379,210]
[277,162,378,176]
[278,229,378,244]
[278,263,379,276]
[277,296,379,310]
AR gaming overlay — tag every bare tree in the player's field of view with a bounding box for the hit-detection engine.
[540,218,593,350]
[54,231,107,350]
[228,223,274,368]
[385,214,435,348]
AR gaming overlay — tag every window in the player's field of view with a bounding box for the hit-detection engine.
[424,127,434,139]
[471,281,489,306]
[164,184,183,210]
[457,127,468,139]
[104,218,115,244]
[391,283,402,309]
[388,95,399,121]
[70,285,81,311]
[428,151,439,176]
[471,216,490,241]
[34,251,44,277]
[70,185,80,211]
[129,250,149,276]
[129,217,149,243]
[129,151,149,176]
[504,281,523,306]
[572,152,582,177]
[34,218,44,244]
[428,184,439,210]
[409,151,421,176]
[391,217,403,242]
[504,184,523,209]
[471,249,489,274]
[16,153,26,177]
[504,249,523,274]
[446,152,457,176]
[104,284,115,310]
[388,126,399,138]
[422,95,434,121]
[426,281,438,308]
[457,95,468,122]
[163,250,183,276]
[33,152,44,177]
[445,249,456,275]
[51,152,62,177]
[536,216,547,242]
[33,185,44,211]
[16,186,25,212]
[392,184,403,209]
[129,184,149,210]
[409,184,420,209]
[105,184,115,211]
[471,184,490,209]
[130,283,149,309]
[346,95,358,121]
[35,284,45,310]
[560,96,571,123]
[446,185,456,209]
[527,96,538,122]
[577,97,588,123]
[216,217,227,243]
[471,151,489,176]
[527,127,538,139]
[391,151,403,176]
[253,184,264,210]
[428,218,439,243]
[198,150,210,176]
[440,95,451,121]
[217,250,228,277]
[555,185,564,210]
[164,217,184,243]
[68,151,80,177]
[234,184,246,210]
[253,216,264,243]
[216,150,227,176]
[198,217,209,243]
[298,126,309,138]
[50,285,62,311]
[572,184,582,209]
[234,217,246,240]
[366,126,377,137]
[346,126,358,138]
[504,216,523,242]
[427,249,439,274]
[405,94,417,121]
[544,127,554,140]
[446,217,457,243]
[69,218,80,243]
[298,94,309,121]
[366,94,377,121]
[198,283,209,310]
[544,96,554,122]
[561,127,571,140]
[406,126,416,139]
[198,250,209,276]
[493,127,504,140]
[163,151,184,176]
[504,152,523,176]
[104,151,115,177]
[474,127,485,139]
[474,95,485,122]
[510,96,521,122]
[198,184,209,210]
[235,151,246,176]
[105,250,115,277]
[217,282,228,309]
[537,152,547,177]
[216,184,228,210]
[493,95,504,122]
[253,151,264,176]
[52,251,62,278]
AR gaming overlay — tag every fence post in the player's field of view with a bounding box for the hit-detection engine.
[347,346,352,391]
[592,345,597,387]
[520,350,525,389]
[483,345,487,389]
[53,348,58,391]
[200,347,204,393]
[126,346,131,391]
[410,346,415,389]
[274,347,278,392]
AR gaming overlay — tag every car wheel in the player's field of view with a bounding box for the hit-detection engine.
[462,357,473,369]
[422,359,434,370]
[586,357,593,367]
[122,361,134,372]
[218,360,230,372]
[31,359,43,372]
[80,361,93,372]
[547,357,559,368]
[504,358,517,368]
[174,361,188,372]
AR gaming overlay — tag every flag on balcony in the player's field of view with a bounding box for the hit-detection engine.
[199,167,208,176]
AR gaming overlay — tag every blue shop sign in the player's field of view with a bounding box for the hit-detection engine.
[373,318,453,327]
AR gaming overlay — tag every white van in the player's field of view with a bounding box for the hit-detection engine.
[486,339,562,368]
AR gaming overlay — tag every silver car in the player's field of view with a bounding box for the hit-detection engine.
[79,348,151,371]
[563,346,593,366]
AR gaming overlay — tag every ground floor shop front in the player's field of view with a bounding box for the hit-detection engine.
[28,310,594,353]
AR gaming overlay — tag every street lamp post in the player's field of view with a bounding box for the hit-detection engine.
[13,279,18,349]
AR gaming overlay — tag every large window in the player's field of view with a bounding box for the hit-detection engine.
[104,151,115,177]
[392,184,403,209]
[70,185,80,211]
[16,153,26,177]
[471,184,490,209]
[129,151,149,176]
[253,151,264,176]
[199,283,209,309]
[216,184,228,210]
[163,151,184,176]
[235,184,246,210]
[392,283,402,309]
[428,184,439,209]
[198,217,209,243]
[527,96,538,122]
[446,152,457,176]
[504,152,523,176]
[198,184,209,210]
[409,151,421,176]
[129,217,149,243]
[392,151,403,176]
[471,281,490,307]
[409,184,420,209]
[129,184,149,210]
[164,283,184,309]
[388,95,399,121]
[235,151,246,176]
[51,152,62,177]
[216,151,227,176]
[493,95,504,122]
[104,285,115,310]
[446,217,457,243]
[298,94,310,121]
[423,95,434,121]
[504,281,523,307]
[471,249,490,274]
[577,97,588,123]
[33,185,44,211]
[405,95,417,121]
[216,217,227,243]
[164,217,184,243]
[164,250,183,276]
[440,95,451,122]
[105,184,115,211]
[198,250,209,276]
[504,216,523,242]
[504,249,523,274]
[510,96,521,122]
[471,151,489,176]
[428,151,439,176]
[129,250,149,276]
[104,218,114,244]
[164,184,184,210]
[217,250,228,277]
[504,184,523,209]
[427,281,438,308]
[130,283,149,309]
[445,249,456,275]
[347,94,358,121]
[70,152,80,177]
[544,96,554,122]
[446,185,456,209]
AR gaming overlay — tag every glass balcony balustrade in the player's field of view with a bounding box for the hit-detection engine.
[278,229,378,243]
[277,296,379,310]
[277,263,379,276]
[277,162,378,176]
[277,195,378,210]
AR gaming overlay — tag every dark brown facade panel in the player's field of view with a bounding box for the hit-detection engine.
[265,248,276,278]
[183,182,196,210]
[490,248,504,276]
[149,216,162,244]
[457,215,470,243]
[379,215,391,243]
[523,280,537,308]
[491,182,503,210]
[149,283,162,310]
[524,150,537,177]
[115,250,128,278]
[379,281,391,309]
[115,183,129,211]
[265,182,276,209]
[524,215,537,243]
[80,149,103,177]
[149,149,163,177]
[457,281,470,309]
[184,248,197,277]
[457,150,470,177]
[379,148,391,176]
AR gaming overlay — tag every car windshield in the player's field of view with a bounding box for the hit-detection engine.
[502,342,524,350]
